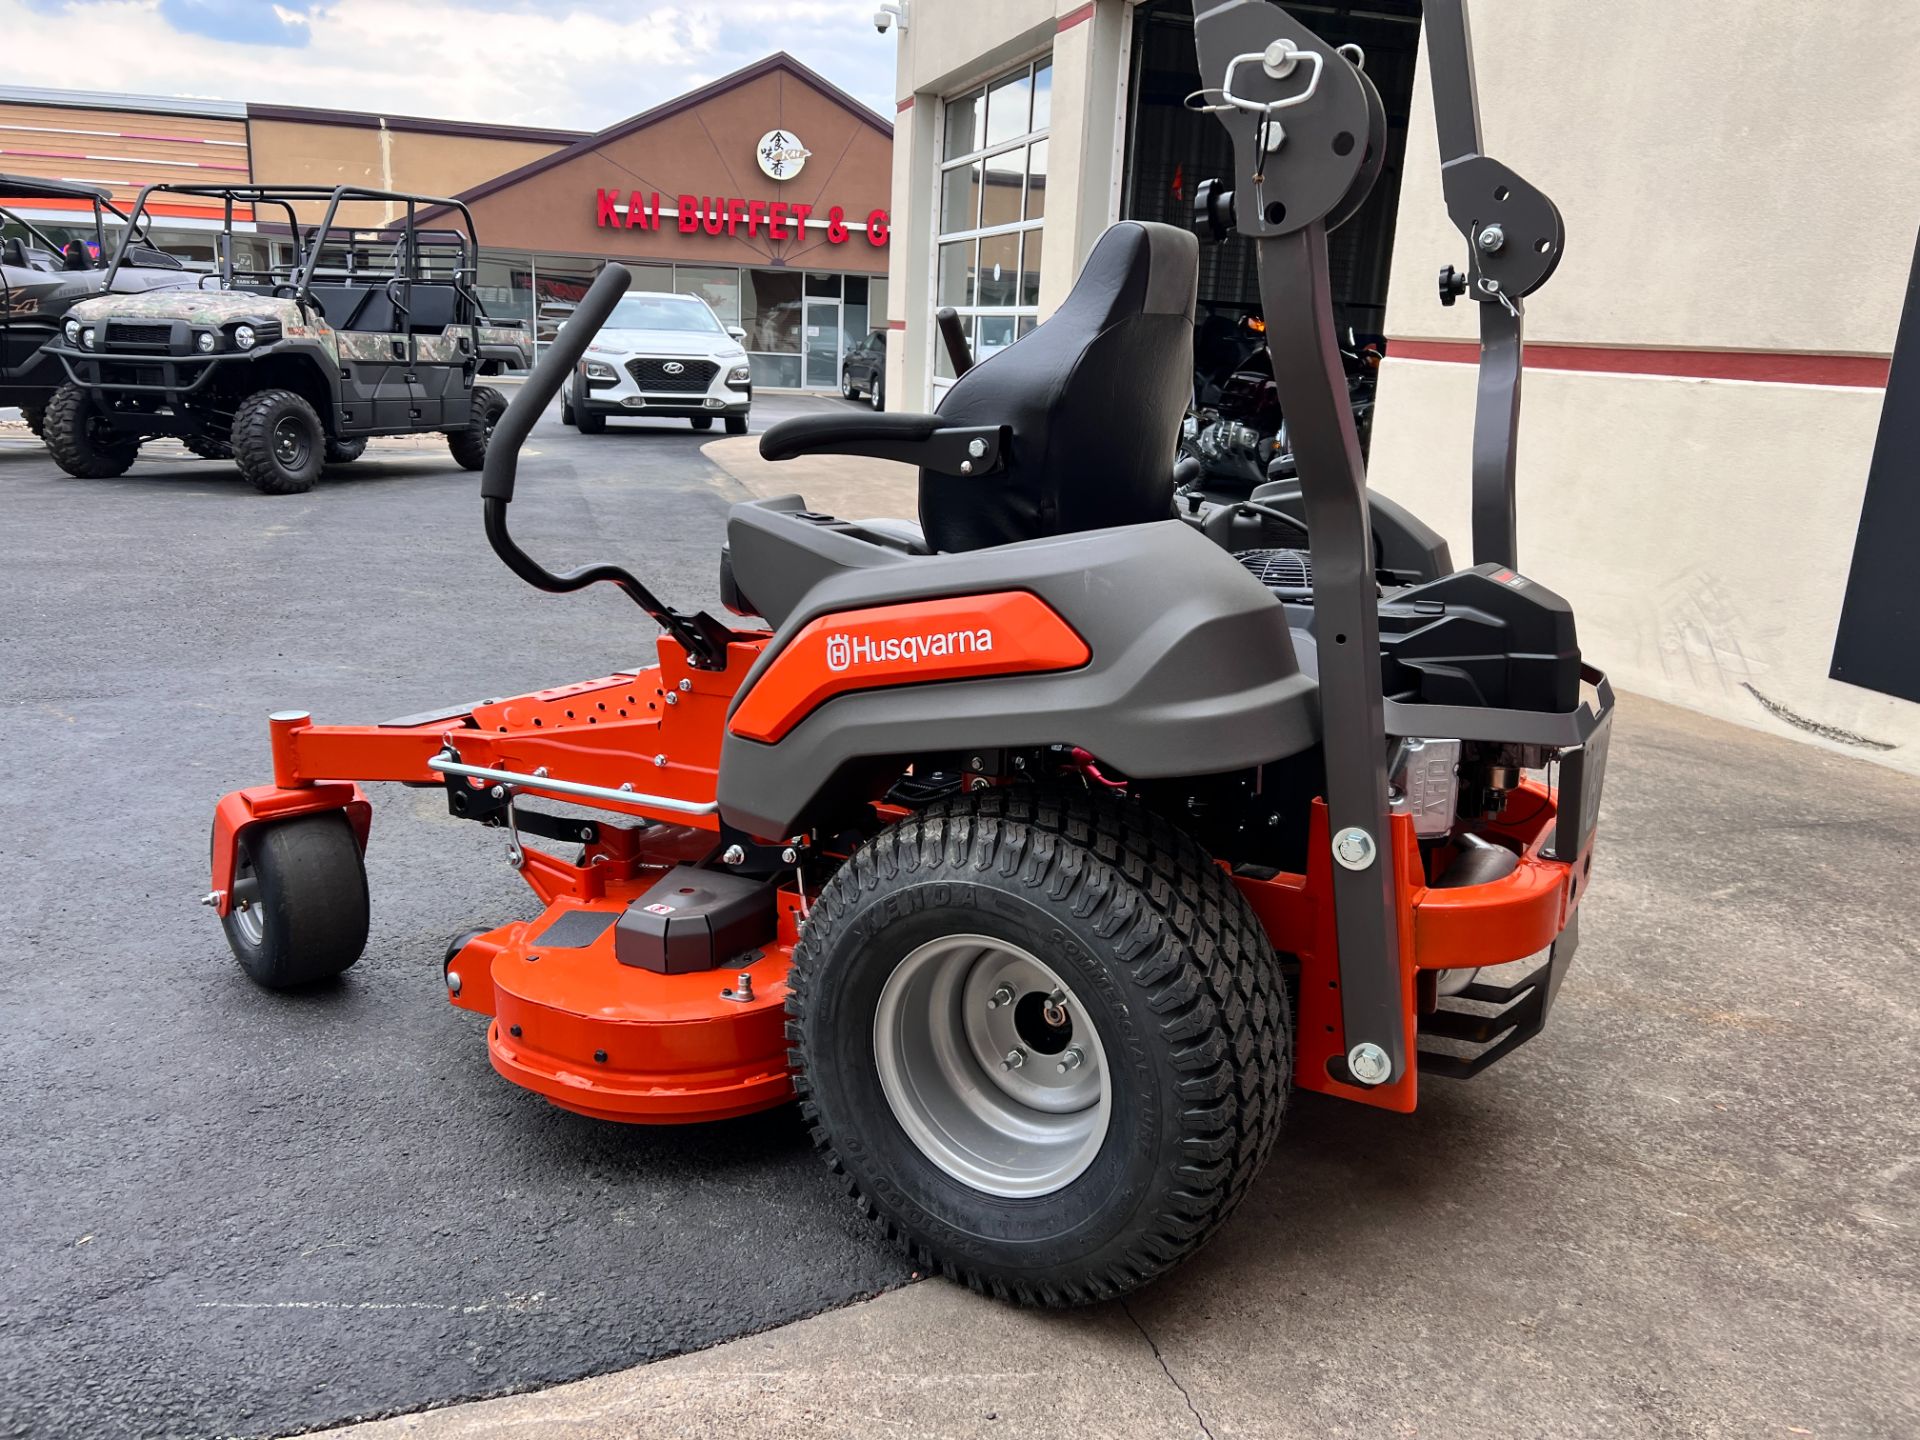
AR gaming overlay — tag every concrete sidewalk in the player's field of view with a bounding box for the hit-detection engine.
[320,686,1920,1438]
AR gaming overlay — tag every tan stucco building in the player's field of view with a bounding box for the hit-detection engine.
[881,0,1920,771]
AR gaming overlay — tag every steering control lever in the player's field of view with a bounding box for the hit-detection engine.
[480,263,736,669]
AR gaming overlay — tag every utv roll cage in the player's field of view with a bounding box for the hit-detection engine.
[100,183,484,317]
[0,173,177,270]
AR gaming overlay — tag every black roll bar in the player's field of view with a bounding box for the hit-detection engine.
[1192,0,1407,1085]
[480,263,736,670]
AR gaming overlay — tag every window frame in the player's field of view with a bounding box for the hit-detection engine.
[932,54,1052,394]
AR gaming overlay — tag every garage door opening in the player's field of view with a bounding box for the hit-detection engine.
[1122,0,1423,350]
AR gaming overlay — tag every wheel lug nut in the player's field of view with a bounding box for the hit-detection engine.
[1002,1048,1025,1070]
[1057,1047,1084,1074]
[987,984,1014,1011]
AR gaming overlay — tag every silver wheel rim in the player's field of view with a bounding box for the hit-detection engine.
[229,856,264,948]
[872,934,1110,1198]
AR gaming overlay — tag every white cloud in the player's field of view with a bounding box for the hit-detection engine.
[0,0,897,129]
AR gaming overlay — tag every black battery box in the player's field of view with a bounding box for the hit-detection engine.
[614,865,779,974]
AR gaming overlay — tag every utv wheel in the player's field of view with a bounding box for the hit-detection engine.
[19,401,45,436]
[448,384,505,471]
[220,812,369,991]
[690,415,714,431]
[324,435,367,464]
[43,382,140,478]
[232,389,324,494]
[182,433,234,461]
[787,788,1289,1305]
[724,414,748,436]
[574,407,606,434]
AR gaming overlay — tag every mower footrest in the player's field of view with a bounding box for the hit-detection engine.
[1417,914,1580,1080]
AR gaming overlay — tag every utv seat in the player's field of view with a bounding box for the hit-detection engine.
[757,220,1198,554]
[1,237,29,270]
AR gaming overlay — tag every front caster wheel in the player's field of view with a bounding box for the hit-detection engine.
[787,788,1289,1306]
[220,812,369,990]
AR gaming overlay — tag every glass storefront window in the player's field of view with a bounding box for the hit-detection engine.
[985,69,1033,150]
[749,352,802,388]
[1026,141,1048,221]
[674,265,740,326]
[982,148,1024,231]
[937,241,976,308]
[944,89,985,160]
[805,273,841,299]
[977,232,1020,308]
[1031,60,1052,133]
[743,269,803,353]
[627,265,674,292]
[1020,229,1043,308]
[940,161,980,233]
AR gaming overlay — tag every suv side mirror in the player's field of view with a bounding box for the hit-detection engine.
[727,325,747,342]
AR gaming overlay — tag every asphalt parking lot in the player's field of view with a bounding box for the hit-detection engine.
[0,393,916,1440]
[3,391,1918,1440]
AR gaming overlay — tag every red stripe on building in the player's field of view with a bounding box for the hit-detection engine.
[1389,338,1891,390]
[895,96,915,113]
[1058,3,1096,32]
[888,319,907,330]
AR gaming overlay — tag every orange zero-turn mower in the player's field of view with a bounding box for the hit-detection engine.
[207,0,1612,1303]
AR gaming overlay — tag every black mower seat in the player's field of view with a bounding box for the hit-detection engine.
[755,220,1198,554]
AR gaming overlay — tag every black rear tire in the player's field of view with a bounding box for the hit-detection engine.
[231,389,324,494]
[220,812,370,991]
[787,788,1289,1306]
[561,394,576,426]
[870,373,885,411]
[690,415,714,431]
[43,382,140,478]
[724,414,748,435]
[324,435,367,464]
[449,384,505,470]
[19,401,46,436]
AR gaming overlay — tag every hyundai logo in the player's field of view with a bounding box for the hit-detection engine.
[662,361,685,375]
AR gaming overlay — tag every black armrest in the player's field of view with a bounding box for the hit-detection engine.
[759,411,1005,477]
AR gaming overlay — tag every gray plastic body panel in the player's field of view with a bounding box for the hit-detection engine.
[717,504,1320,837]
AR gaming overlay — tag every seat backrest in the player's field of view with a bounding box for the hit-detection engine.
[61,240,92,271]
[920,220,1197,554]
[404,283,458,334]
[1,236,26,269]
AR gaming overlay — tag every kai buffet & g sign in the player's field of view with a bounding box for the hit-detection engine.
[596,189,889,246]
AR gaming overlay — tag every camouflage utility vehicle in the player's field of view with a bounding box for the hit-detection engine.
[43,185,525,493]
[1,174,197,433]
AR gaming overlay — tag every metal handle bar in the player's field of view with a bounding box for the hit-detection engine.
[476,264,732,669]
[428,752,718,817]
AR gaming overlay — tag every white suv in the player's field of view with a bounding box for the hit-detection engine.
[560,291,752,434]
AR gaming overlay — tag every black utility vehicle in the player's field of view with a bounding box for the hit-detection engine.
[1,174,194,434]
[40,185,524,493]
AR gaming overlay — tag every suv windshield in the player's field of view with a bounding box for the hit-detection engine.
[605,294,725,335]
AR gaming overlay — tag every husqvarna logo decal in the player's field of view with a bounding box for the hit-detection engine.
[824,628,995,673]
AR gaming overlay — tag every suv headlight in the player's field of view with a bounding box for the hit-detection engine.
[584,359,616,381]
[64,319,81,345]
[726,364,752,387]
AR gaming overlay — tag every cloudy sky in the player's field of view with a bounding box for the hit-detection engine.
[2,0,900,127]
